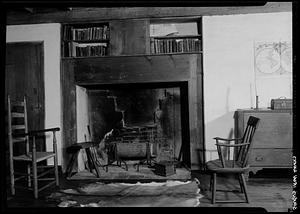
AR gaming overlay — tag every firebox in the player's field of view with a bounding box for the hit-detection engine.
[75,82,191,179]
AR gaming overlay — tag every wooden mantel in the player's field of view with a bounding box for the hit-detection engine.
[72,54,195,85]
[5,3,292,25]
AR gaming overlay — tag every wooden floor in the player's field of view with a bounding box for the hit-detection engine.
[5,168,293,211]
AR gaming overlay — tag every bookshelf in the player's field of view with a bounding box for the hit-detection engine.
[149,21,202,54]
[62,23,110,58]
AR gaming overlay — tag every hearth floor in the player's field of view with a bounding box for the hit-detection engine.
[68,162,191,181]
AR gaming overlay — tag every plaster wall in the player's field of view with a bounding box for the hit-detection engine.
[202,12,292,161]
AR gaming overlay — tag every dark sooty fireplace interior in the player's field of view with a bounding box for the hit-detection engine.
[79,82,191,172]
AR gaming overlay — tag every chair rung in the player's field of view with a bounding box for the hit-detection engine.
[14,175,27,181]
[214,200,248,203]
[15,168,55,179]
[38,180,56,192]
[37,168,55,178]
[12,125,26,130]
[38,178,55,181]
[13,137,26,142]
[11,112,25,117]
[37,165,55,169]
[216,189,241,193]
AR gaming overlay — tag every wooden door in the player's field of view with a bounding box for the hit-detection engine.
[5,42,45,152]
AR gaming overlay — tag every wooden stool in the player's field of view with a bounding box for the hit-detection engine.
[66,142,101,178]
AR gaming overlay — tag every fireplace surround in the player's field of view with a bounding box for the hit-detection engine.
[76,82,191,173]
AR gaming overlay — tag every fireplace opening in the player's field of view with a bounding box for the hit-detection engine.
[75,82,191,180]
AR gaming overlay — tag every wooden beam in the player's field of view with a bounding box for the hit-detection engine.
[61,59,77,172]
[71,54,198,85]
[6,3,292,25]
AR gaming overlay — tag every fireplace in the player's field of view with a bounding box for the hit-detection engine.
[76,82,191,177]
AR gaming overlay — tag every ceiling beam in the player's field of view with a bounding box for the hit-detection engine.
[5,3,292,25]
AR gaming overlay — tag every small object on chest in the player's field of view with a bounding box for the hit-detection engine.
[270,98,292,110]
[154,161,176,176]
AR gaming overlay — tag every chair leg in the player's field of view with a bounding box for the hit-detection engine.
[240,174,249,203]
[88,149,101,178]
[209,173,213,191]
[32,161,38,199]
[9,158,15,196]
[237,174,244,193]
[125,161,128,171]
[54,155,59,186]
[212,173,217,204]
[85,148,93,173]
[66,152,77,178]
[27,164,31,187]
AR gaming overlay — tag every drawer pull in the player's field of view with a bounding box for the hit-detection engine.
[255,156,264,161]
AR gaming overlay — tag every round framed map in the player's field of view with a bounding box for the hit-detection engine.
[255,42,292,75]
[255,46,281,74]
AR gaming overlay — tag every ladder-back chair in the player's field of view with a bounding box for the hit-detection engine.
[7,95,60,199]
[206,116,260,204]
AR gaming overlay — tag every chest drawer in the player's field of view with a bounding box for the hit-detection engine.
[239,111,292,148]
[250,148,292,167]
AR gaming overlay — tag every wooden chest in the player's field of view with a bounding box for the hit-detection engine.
[235,109,293,175]
[271,99,292,110]
[155,161,176,176]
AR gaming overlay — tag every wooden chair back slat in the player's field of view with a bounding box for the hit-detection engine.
[11,112,25,118]
[214,116,259,169]
[12,137,27,143]
[7,96,30,157]
[236,116,260,167]
[10,100,25,107]
[11,125,26,130]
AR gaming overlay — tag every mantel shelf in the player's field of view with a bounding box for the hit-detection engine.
[61,51,203,60]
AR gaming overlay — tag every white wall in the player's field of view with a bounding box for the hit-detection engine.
[76,86,90,171]
[203,12,292,161]
[6,24,62,165]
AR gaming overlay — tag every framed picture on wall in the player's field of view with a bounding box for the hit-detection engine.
[254,41,292,76]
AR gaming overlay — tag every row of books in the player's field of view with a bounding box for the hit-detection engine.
[150,38,201,54]
[64,42,108,57]
[63,25,110,41]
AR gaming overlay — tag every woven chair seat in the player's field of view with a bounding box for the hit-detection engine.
[13,152,56,162]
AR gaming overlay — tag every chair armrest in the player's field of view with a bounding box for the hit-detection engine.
[214,137,243,141]
[215,142,250,147]
[28,127,60,136]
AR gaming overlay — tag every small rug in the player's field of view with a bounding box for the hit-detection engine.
[47,179,203,207]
